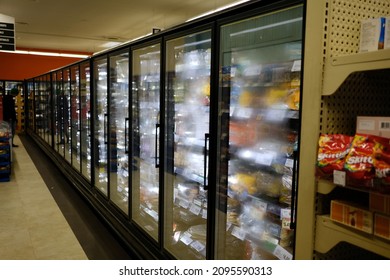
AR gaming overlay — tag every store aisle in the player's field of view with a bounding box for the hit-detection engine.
[0,134,87,260]
[0,134,138,260]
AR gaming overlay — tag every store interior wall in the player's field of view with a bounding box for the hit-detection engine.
[0,50,91,80]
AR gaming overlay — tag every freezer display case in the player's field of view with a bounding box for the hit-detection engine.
[63,68,72,164]
[53,70,62,154]
[26,80,35,131]
[216,5,303,260]
[71,65,81,172]
[164,30,211,259]
[131,43,161,241]
[80,62,91,181]
[109,50,129,213]
[93,57,109,196]
[34,74,52,145]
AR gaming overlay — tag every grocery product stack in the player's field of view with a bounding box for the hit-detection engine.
[316,116,390,240]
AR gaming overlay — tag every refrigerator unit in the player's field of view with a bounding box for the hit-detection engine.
[215,5,303,260]
[25,0,306,260]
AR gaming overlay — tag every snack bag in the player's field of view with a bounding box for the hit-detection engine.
[316,134,353,178]
[372,136,390,187]
[344,134,376,187]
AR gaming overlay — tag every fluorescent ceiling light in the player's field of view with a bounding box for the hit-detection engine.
[186,0,251,22]
[0,49,89,58]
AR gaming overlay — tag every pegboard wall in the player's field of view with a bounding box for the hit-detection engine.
[320,0,390,135]
[325,0,390,57]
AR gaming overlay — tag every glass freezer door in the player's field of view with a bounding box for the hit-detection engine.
[71,65,81,172]
[164,30,211,259]
[132,44,161,241]
[80,62,91,181]
[109,51,129,214]
[93,58,109,196]
[216,5,303,260]
[63,68,72,164]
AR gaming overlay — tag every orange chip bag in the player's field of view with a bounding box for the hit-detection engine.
[317,134,353,178]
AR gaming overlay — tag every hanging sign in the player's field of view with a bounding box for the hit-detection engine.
[0,14,15,51]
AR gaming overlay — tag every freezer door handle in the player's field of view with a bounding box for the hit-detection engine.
[203,133,209,190]
[104,113,108,145]
[155,123,160,168]
[125,117,129,154]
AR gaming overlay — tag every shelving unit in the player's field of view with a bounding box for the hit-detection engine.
[313,0,390,259]
[316,215,390,259]
[322,49,390,96]
[0,126,11,182]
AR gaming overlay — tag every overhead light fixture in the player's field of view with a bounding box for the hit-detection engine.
[0,49,89,58]
[186,0,251,22]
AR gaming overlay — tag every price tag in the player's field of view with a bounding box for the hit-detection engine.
[180,232,193,246]
[282,218,291,229]
[189,203,202,216]
[291,60,301,72]
[231,226,246,241]
[274,245,293,260]
[333,170,346,186]
[280,208,291,219]
[179,199,190,209]
[202,209,207,219]
[193,198,202,207]
[190,240,205,252]
[285,158,294,168]
[255,151,275,166]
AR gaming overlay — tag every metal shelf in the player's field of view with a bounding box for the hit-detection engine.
[322,49,390,96]
[315,215,390,259]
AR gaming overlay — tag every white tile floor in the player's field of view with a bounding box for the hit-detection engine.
[0,135,88,260]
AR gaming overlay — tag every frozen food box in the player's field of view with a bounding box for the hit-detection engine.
[374,213,390,240]
[330,200,373,234]
[356,116,390,138]
[369,192,390,215]
[359,17,386,52]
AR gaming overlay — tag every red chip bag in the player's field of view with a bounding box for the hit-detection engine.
[316,134,353,178]
[344,134,377,187]
[372,137,390,187]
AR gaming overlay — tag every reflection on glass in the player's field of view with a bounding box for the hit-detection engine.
[80,62,91,181]
[94,58,108,196]
[132,44,160,241]
[27,81,35,131]
[216,6,303,260]
[109,51,129,214]
[164,31,211,259]
[71,65,81,172]
[63,69,72,164]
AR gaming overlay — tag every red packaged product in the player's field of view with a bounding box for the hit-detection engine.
[372,137,390,188]
[316,134,354,178]
[344,134,382,187]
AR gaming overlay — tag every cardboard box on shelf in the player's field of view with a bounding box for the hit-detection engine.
[370,192,390,215]
[356,116,390,138]
[374,213,390,240]
[330,200,373,234]
[359,17,387,52]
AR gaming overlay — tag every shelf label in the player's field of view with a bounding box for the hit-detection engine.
[333,170,346,186]
[202,209,207,219]
[179,198,190,209]
[180,232,193,246]
[291,60,301,72]
[231,226,246,241]
[190,240,205,252]
[273,245,293,260]
[189,203,202,216]
[285,158,294,168]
